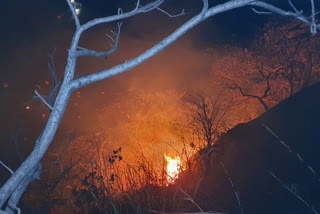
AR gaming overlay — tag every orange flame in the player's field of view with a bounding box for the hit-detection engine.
[165,154,183,184]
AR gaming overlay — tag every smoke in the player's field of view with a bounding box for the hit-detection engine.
[0,9,232,166]
[56,13,225,161]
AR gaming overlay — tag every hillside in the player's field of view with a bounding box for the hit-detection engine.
[190,83,320,214]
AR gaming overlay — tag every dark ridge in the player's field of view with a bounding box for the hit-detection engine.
[191,82,320,214]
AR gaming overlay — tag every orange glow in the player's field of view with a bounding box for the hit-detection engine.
[44,81,50,85]
[165,154,183,184]
[57,16,61,20]
[25,106,30,110]
[3,83,8,88]
[42,114,46,118]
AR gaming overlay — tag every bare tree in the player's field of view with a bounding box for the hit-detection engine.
[214,48,288,112]
[1,0,319,212]
[254,20,320,95]
[215,19,320,113]
[184,95,231,151]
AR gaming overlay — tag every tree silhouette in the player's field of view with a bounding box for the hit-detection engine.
[215,20,320,113]
[214,47,287,112]
[254,20,320,95]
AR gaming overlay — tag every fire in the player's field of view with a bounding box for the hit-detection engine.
[165,154,183,184]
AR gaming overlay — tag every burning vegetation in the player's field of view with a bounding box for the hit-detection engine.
[164,154,184,184]
[8,19,320,214]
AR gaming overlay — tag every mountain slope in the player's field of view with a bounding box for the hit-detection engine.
[192,83,320,214]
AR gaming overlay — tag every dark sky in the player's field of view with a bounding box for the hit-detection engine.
[0,0,315,50]
[0,0,269,52]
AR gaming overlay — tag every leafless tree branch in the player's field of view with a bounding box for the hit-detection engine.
[250,1,320,34]
[178,186,203,212]
[310,0,317,34]
[270,171,319,214]
[288,0,301,14]
[48,48,58,84]
[220,161,244,214]
[1,0,319,212]
[65,0,80,30]
[251,8,273,15]
[157,7,185,18]
[0,161,13,175]
[5,164,41,214]
[34,90,53,110]
[262,124,320,182]
[76,22,122,57]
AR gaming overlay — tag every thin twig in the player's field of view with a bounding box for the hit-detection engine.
[310,0,317,34]
[270,171,319,214]
[110,30,117,36]
[0,161,13,174]
[288,0,300,14]
[76,22,123,57]
[251,8,272,15]
[157,7,185,17]
[262,124,320,182]
[48,48,58,84]
[193,177,204,199]
[178,186,203,212]
[66,0,81,29]
[34,90,53,110]
[220,161,244,214]
[105,33,116,43]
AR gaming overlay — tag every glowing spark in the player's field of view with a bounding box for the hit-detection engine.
[165,155,183,184]
[70,0,81,16]
[25,106,30,110]
[75,8,81,15]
